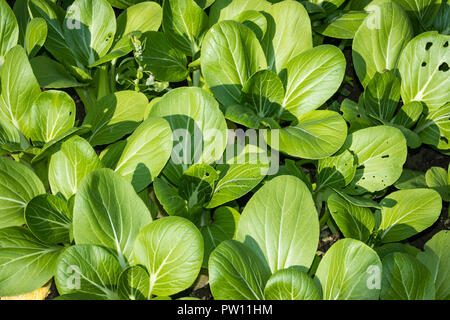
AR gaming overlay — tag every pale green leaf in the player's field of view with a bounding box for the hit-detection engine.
[343,126,407,194]
[162,0,208,55]
[55,244,122,299]
[261,0,312,73]
[63,0,116,66]
[84,91,149,147]
[73,169,152,263]
[378,188,442,243]
[236,175,319,273]
[29,91,76,145]
[315,238,382,300]
[417,230,450,300]
[381,252,435,300]
[133,216,203,296]
[0,226,62,297]
[399,32,450,111]
[201,20,267,107]
[0,157,45,228]
[25,17,47,57]
[270,110,347,159]
[114,117,173,192]
[25,194,72,245]
[281,45,346,118]
[209,240,270,300]
[264,268,321,300]
[353,2,413,87]
[48,136,103,200]
[327,192,375,242]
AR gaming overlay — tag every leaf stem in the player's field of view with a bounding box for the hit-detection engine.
[193,70,201,87]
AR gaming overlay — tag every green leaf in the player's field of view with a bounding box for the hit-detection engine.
[390,124,422,149]
[281,45,346,118]
[114,117,173,192]
[264,268,321,300]
[381,252,435,300]
[396,0,443,33]
[179,163,219,210]
[353,2,413,87]
[415,102,450,150]
[30,56,87,89]
[133,216,203,296]
[0,0,18,59]
[426,167,450,201]
[233,10,267,40]
[343,126,407,194]
[261,0,312,73]
[73,169,152,263]
[55,244,122,299]
[84,91,149,147]
[28,0,78,68]
[209,240,271,300]
[29,91,76,145]
[116,2,162,39]
[141,31,189,82]
[153,177,190,219]
[0,226,62,297]
[0,157,45,228]
[314,238,382,300]
[378,189,442,243]
[308,0,345,14]
[31,125,91,164]
[25,194,72,245]
[63,0,116,66]
[392,101,424,129]
[433,1,449,35]
[200,206,240,267]
[99,140,126,170]
[148,87,227,178]
[362,71,400,123]
[241,70,284,119]
[201,20,267,107]
[117,265,151,300]
[106,0,148,9]
[195,0,215,9]
[327,192,375,242]
[162,0,208,55]
[332,189,382,209]
[315,10,368,39]
[225,104,263,129]
[270,110,348,159]
[206,144,269,208]
[399,32,450,111]
[340,98,372,133]
[206,162,268,208]
[209,0,271,25]
[417,230,450,300]
[0,117,30,153]
[236,175,319,273]
[48,136,103,200]
[0,46,41,135]
[394,169,427,190]
[317,149,356,190]
[116,2,161,43]
[25,17,47,58]
[90,1,163,67]
[375,242,421,259]
[12,0,29,46]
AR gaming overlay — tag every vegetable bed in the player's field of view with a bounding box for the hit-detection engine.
[0,0,449,301]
